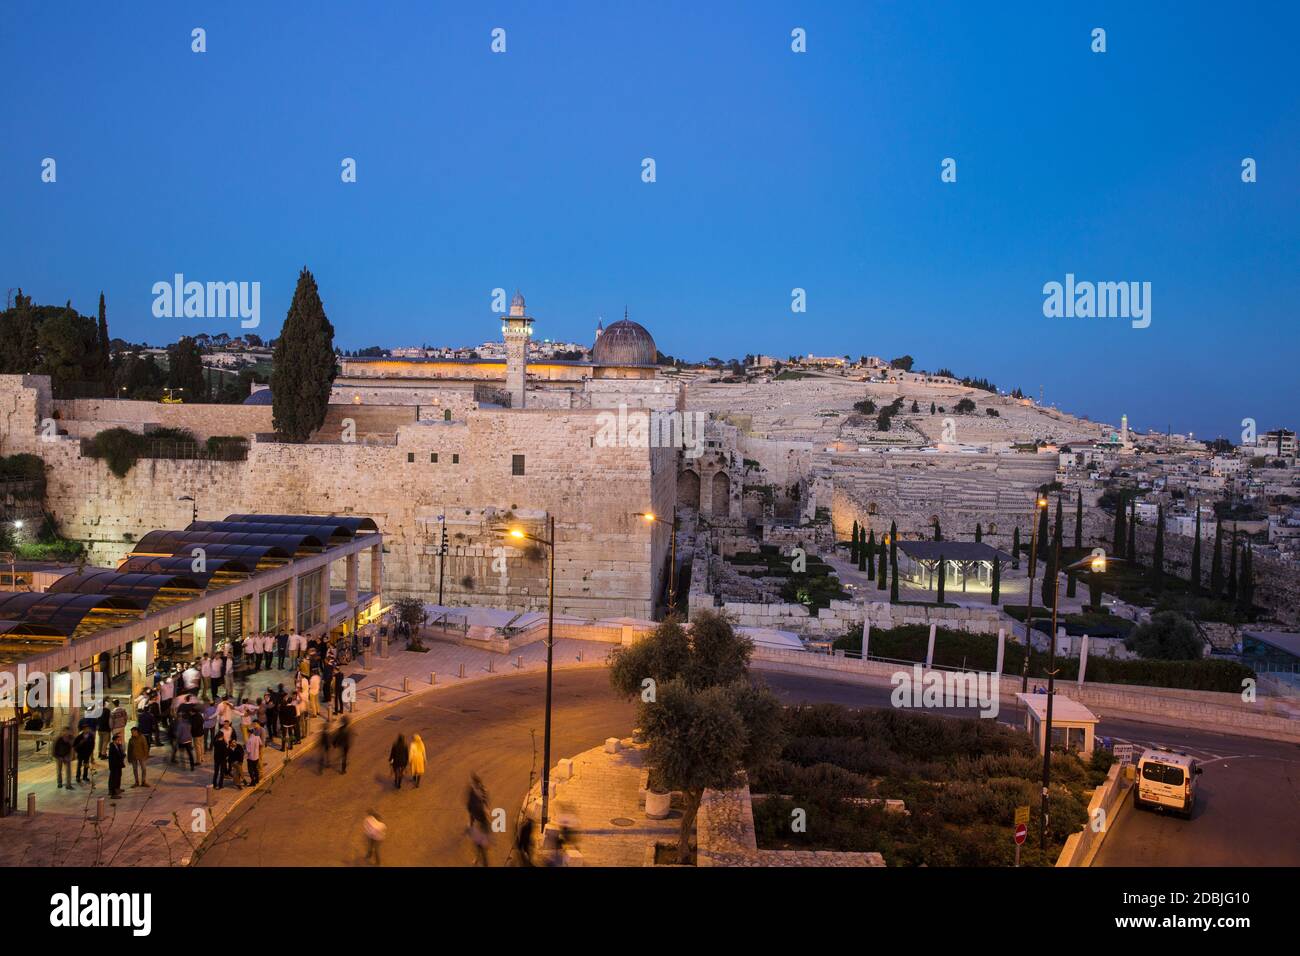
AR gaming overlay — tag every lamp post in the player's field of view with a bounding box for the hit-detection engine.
[436,514,447,607]
[1020,495,1049,692]
[634,508,678,614]
[505,516,556,827]
[1039,546,1110,850]
[178,495,197,524]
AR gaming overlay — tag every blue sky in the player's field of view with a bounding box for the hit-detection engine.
[2,1,1296,441]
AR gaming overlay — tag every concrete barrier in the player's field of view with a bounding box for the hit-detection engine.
[1057,763,1129,866]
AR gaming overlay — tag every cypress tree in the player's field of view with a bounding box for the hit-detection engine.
[1209,523,1224,597]
[857,528,867,572]
[96,292,112,393]
[1239,545,1254,614]
[167,336,208,401]
[1151,505,1165,591]
[1041,505,1062,607]
[1126,499,1137,562]
[990,556,1001,605]
[1113,492,1127,562]
[933,518,942,542]
[1226,532,1239,601]
[1012,526,1020,570]
[1065,569,1077,599]
[974,522,982,543]
[850,520,859,564]
[1190,506,1202,594]
[1074,489,1083,550]
[1088,575,1103,610]
[877,538,888,591]
[930,401,936,414]
[1053,496,1063,552]
[271,267,337,442]
[866,529,876,580]
[889,521,899,603]
[1037,504,1050,563]
[936,556,946,603]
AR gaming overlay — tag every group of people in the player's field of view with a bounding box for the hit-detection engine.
[50,627,366,800]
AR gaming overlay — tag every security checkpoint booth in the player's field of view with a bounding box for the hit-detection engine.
[1016,692,1099,756]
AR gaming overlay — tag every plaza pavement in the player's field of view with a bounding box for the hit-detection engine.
[0,635,615,867]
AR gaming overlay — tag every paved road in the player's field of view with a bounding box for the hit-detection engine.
[756,667,1300,867]
[198,662,1300,867]
[197,668,634,867]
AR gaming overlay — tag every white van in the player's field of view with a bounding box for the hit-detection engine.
[1134,749,1202,818]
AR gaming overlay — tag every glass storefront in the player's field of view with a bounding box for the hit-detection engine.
[259,583,290,633]
[296,569,324,633]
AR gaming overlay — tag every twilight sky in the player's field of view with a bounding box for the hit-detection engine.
[2,1,1296,441]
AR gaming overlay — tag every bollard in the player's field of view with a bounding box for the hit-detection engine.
[373,687,381,702]
[577,649,583,663]
[27,792,36,817]
[516,655,523,669]
[204,786,213,808]
[403,676,411,692]
[430,671,437,685]
[96,796,106,821]
[488,657,495,673]
[458,662,465,679]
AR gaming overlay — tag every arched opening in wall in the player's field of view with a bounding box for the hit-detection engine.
[867,502,878,515]
[710,471,730,517]
[679,470,701,510]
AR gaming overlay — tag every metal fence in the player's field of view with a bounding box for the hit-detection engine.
[80,438,248,462]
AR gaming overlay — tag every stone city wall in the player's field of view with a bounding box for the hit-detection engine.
[0,377,673,619]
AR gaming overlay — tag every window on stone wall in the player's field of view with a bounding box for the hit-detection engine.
[407,452,414,463]
[512,454,525,476]
[443,409,451,421]
[430,453,438,463]
[452,454,460,464]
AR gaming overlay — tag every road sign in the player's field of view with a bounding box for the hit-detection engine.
[1014,823,1027,846]
[1014,805,1030,825]
[1112,743,1135,765]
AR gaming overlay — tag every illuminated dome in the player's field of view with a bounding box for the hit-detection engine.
[592,317,656,367]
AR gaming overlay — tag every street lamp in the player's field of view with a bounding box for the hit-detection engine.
[503,516,557,827]
[634,508,679,613]
[178,495,196,523]
[1020,495,1050,692]
[1038,544,1111,850]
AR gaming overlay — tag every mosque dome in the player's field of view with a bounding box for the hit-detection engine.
[592,317,657,367]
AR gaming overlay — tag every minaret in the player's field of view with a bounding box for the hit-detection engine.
[1121,414,1129,448]
[503,290,532,409]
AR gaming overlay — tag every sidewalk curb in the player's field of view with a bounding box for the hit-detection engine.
[183,654,613,865]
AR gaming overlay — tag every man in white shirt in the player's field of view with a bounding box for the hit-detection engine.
[244,724,263,785]
[183,663,200,693]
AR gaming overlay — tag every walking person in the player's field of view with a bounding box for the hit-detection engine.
[388,734,408,789]
[228,737,245,789]
[212,731,229,790]
[466,774,491,866]
[408,733,426,788]
[332,669,345,713]
[107,732,126,799]
[127,726,150,787]
[362,811,386,865]
[317,717,332,774]
[244,722,263,785]
[96,703,112,759]
[74,726,95,785]
[308,671,321,718]
[280,695,297,752]
[52,729,75,790]
[172,716,196,770]
[334,715,352,774]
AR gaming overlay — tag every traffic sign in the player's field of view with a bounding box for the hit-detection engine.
[1112,743,1135,765]
[1014,805,1030,825]
[1014,823,1027,846]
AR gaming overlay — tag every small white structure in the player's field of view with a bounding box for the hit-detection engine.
[1016,693,1098,756]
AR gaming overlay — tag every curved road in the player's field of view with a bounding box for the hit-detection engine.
[757,668,1300,867]
[197,668,634,867]
[198,663,1300,867]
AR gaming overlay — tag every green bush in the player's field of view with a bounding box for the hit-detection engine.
[84,427,149,477]
[749,704,1094,865]
[0,453,46,481]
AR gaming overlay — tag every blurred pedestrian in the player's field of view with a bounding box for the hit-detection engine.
[389,734,408,789]
[363,811,386,865]
[408,734,426,788]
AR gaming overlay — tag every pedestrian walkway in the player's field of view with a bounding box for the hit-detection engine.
[0,636,614,867]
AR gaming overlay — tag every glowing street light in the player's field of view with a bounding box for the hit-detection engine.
[633,508,679,612]
[501,517,557,826]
